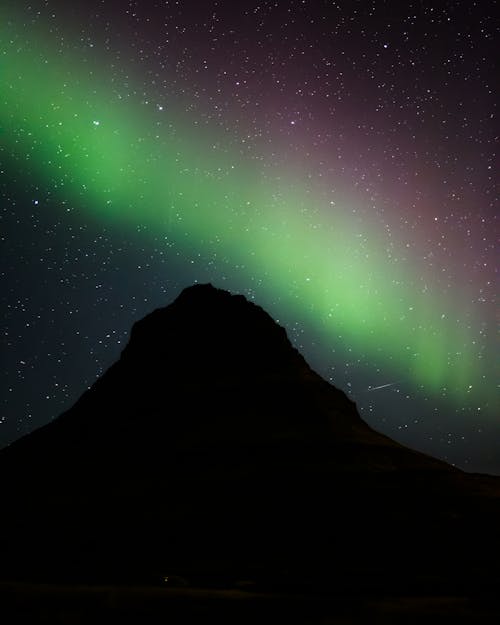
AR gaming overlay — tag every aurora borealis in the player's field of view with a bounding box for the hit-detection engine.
[1,1,498,472]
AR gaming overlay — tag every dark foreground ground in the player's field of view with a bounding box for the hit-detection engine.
[1,582,499,625]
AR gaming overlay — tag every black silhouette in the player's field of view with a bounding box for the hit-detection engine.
[1,284,499,622]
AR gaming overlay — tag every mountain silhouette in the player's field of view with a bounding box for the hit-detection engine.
[1,284,499,595]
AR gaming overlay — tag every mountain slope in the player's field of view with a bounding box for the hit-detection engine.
[1,284,498,592]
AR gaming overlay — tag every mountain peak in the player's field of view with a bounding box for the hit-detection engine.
[122,282,310,383]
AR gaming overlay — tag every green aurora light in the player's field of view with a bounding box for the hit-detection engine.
[1,13,489,408]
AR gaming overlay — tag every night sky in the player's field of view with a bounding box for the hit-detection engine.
[1,1,498,473]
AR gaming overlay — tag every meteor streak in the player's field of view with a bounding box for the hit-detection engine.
[367,382,399,392]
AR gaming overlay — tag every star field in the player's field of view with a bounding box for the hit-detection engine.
[1,1,498,473]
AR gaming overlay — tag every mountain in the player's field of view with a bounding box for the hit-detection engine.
[1,284,499,595]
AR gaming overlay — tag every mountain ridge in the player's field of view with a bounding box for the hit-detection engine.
[1,284,498,592]
[2,283,450,471]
